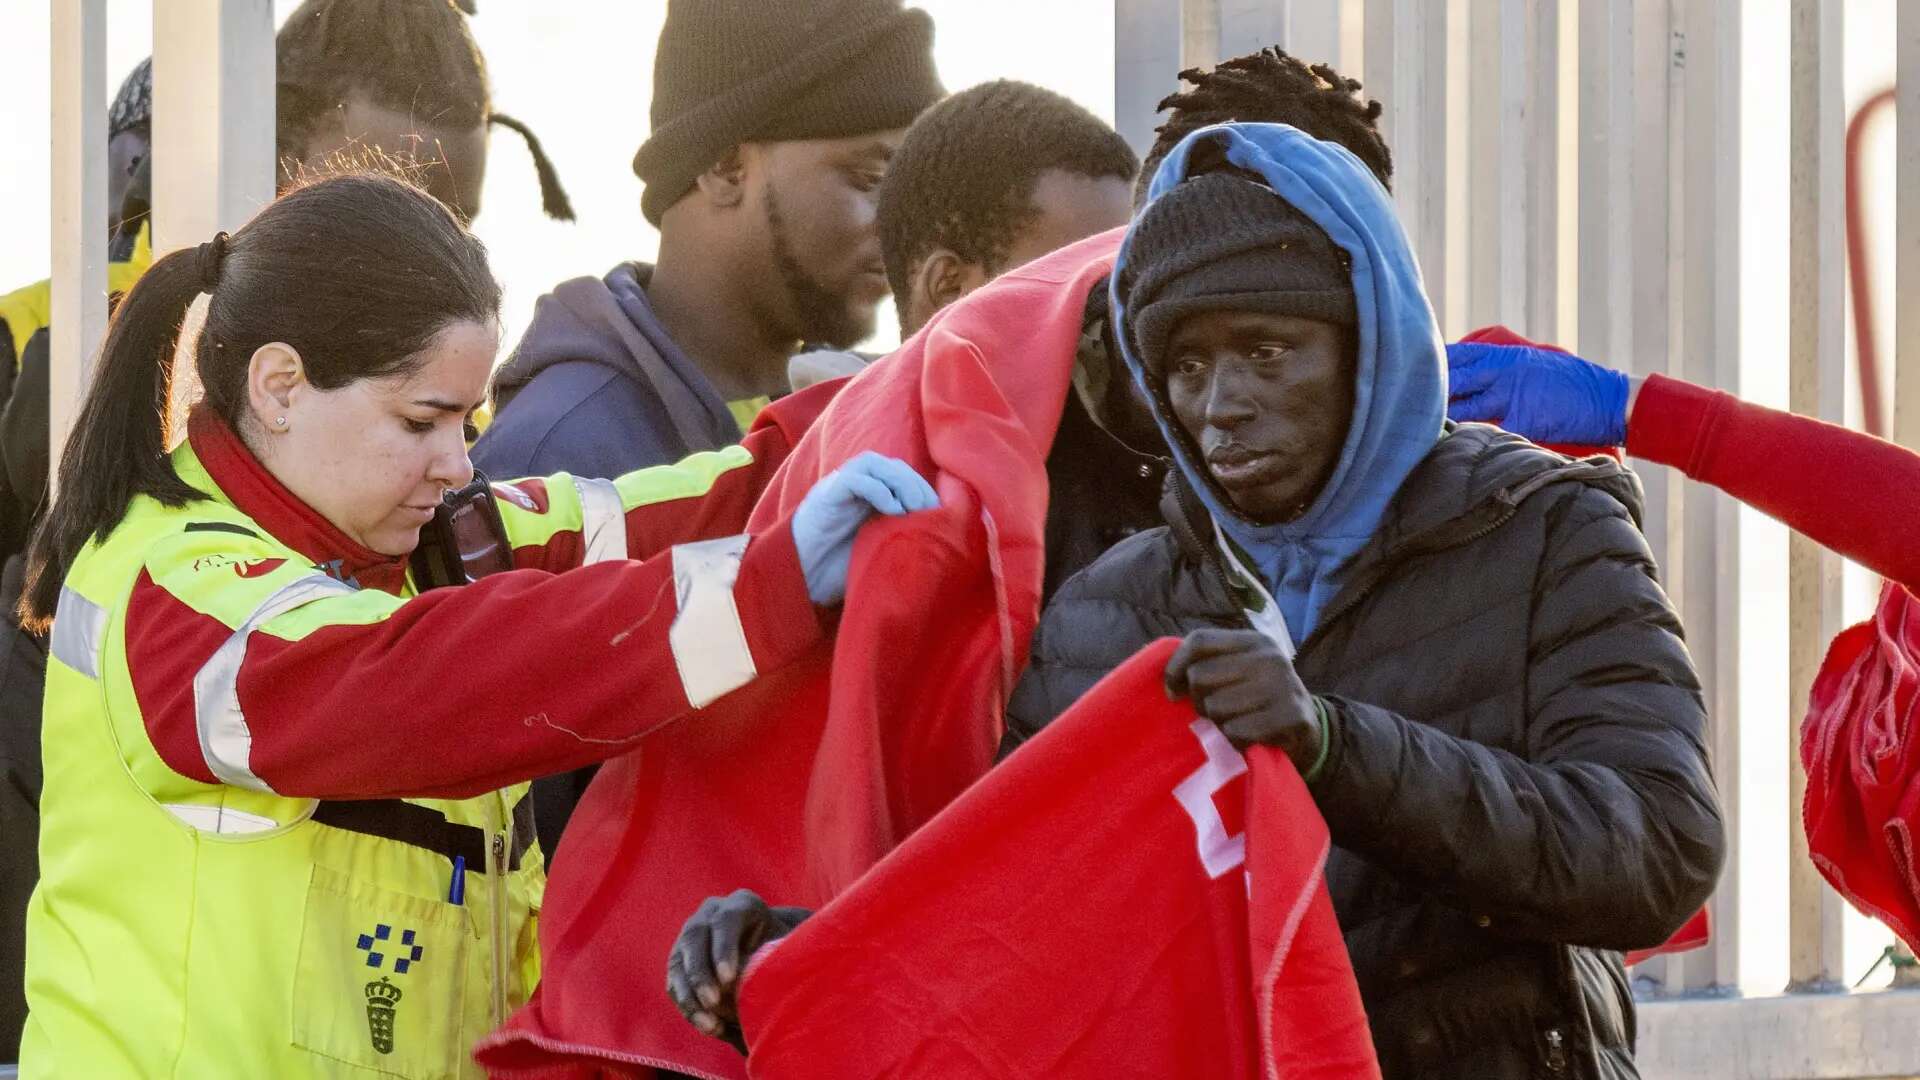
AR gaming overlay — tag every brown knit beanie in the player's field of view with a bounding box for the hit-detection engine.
[634,0,944,226]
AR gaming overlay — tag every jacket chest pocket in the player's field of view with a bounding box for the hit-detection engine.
[292,865,472,1079]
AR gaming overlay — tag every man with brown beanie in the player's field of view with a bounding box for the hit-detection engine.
[472,0,943,863]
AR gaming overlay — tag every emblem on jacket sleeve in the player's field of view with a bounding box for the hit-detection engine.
[364,977,403,1055]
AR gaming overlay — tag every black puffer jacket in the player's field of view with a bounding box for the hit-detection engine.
[1007,425,1726,1080]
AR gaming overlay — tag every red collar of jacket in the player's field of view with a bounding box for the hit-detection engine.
[187,408,410,594]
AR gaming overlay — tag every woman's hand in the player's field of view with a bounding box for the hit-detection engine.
[1445,341,1632,447]
[791,451,939,605]
[1164,628,1325,772]
[666,888,814,1055]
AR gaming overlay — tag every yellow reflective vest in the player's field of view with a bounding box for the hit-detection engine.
[0,224,152,364]
[21,410,819,1077]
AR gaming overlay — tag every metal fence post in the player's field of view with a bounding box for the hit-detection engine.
[47,0,109,489]
[1786,0,1848,995]
[151,0,277,256]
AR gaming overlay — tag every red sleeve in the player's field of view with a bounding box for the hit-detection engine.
[1627,372,1920,592]
[126,522,824,800]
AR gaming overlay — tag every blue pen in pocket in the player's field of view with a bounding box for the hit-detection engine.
[449,855,466,906]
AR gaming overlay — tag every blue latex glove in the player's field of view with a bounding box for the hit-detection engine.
[1445,341,1632,446]
[791,451,939,605]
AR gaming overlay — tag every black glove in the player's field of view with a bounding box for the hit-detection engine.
[1164,628,1326,772]
[666,889,812,1055]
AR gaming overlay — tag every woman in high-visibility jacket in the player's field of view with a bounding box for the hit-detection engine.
[12,172,932,1078]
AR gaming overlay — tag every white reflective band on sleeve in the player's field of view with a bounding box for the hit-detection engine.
[668,535,756,708]
[192,574,355,794]
[1174,718,1250,879]
[571,476,627,565]
[162,803,280,835]
[51,586,108,679]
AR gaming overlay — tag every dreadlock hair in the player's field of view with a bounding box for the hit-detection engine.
[274,0,573,220]
[877,80,1139,311]
[1142,46,1392,198]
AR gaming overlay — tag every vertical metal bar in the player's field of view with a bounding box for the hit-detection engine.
[1115,0,1185,154]
[1668,0,1743,993]
[1526,0,1561,340]
[1576,0,1626,362]
[48,0,109,490]
[1466,0,1538,332]
[1220,0,1291,61]
[1442,0,1469,336]
[151,0,278,255]
[1367,0,1448,330]
[1181,0,1222,73]
[1286,0,1346,66]
[1630,0,1678,592]
[1555,1,1579,348]
[1786,0,1849,994]
[1900,0,1920,448]
[1341,0,1367,75]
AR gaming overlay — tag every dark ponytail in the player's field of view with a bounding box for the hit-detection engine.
[19,172,500,631]
[19,247,213,628]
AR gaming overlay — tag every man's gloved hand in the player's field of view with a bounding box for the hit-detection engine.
[1164,628,1326,775]
[1445,341,1632,447]
[666,889,814,1055]
[791,451,939,605]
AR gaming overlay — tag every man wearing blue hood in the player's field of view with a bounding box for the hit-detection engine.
[1006,124,1725,1079]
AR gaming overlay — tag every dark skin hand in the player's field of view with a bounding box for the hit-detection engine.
[1165,627,1324,770]
[666,888,813,1055]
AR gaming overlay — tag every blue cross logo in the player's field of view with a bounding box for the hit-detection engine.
[355,924,424,974]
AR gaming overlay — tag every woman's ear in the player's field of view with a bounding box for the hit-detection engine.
[246,342,306,433]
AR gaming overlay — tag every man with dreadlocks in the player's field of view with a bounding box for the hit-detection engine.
[274,0,572,223]
[472,0,944,865]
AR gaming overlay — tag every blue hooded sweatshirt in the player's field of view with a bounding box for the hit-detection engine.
[1111,123,1447,644]
[472,263,748,482]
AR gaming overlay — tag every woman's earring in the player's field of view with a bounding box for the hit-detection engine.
[274,416,288,429]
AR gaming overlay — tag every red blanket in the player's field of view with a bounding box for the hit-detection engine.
[1802,581,1920,951]
[736,640,1380,1079]
[475,229,1124,1079]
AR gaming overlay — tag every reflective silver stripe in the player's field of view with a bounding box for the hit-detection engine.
[162,803,280,835]
[50,586,108,679]
[668,535,756,708]
[192,574,355,793]
[571,476,626,565]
